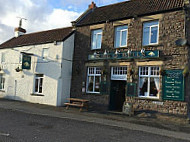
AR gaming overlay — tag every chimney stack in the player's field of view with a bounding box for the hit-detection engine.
[14,18,27,38]
[88,1,96,9]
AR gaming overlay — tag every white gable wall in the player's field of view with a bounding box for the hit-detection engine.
[0,34,73,106]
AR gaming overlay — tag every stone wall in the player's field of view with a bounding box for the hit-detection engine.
[126,97,188,115]
[71,9,189,112]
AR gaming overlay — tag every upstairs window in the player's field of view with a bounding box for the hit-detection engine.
[143,20,159,46]
[19,53,23,63]
[91,29,102,50]
[1,53,5,63]
[42,48,49,59]
[115,25,128,48]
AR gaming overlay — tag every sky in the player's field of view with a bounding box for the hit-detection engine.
[0,0,126,44]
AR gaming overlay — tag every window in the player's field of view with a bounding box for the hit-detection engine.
[34,74,43,94]
[115,25,128,48]
[19,53,22,63]
[1,53,5,63]
[42,48,49,59]
[0,74,5,90]
[139,66,160,98]
[143,20,159,46]
[86,67,101,93]
[111,66,127,80]
[91,29,102,50]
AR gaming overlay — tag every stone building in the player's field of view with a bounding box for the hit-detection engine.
[0,25,75,106]
[71,0,190,115]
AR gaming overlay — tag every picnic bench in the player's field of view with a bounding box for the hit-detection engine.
[64,98,89,112]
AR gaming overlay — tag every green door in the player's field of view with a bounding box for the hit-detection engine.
[109,80,126,111]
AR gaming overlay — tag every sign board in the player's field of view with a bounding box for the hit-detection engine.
[126,83,136,97]
[100,81,107,95]
[22,54,31,70]
[162,70,184,101]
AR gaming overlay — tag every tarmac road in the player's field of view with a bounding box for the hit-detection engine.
[0,108,188,142]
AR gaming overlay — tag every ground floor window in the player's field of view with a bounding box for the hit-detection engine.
[34,74,43,94]
[86,67,101,93]
[139,66,160,98]
[0,74,5,90]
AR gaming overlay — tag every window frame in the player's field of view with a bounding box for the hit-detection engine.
[86,67,101,94]
[111,66,127,80]
[91,29,103,50]
[142,20,159,46]
[138,66,160,99]
[1,53,5,63]
[114,25,128,48]
[42,48,49,59]
[0,74,5,90]
[34,74,44,94]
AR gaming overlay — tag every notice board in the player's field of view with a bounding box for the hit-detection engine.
[126,83,136,97]
[162,70,184,101]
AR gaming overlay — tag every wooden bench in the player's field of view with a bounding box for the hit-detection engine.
[64,98,89,112]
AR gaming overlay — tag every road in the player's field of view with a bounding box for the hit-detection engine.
[0,108,188,142]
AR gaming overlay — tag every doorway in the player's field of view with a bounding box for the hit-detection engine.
[109,80,126,111]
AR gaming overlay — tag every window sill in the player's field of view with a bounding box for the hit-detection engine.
[86,92,103,96]
[135,96,160,100]
[114,46,128,49]
[0,90,5,92]
[31,93,44,96]
[142,44,162,48]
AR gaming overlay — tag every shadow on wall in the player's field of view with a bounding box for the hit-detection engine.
[3,95,25,102]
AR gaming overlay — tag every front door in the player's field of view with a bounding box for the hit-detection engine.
[109,80,126,111]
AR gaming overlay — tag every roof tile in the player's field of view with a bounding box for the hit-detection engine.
[76,0,184,26]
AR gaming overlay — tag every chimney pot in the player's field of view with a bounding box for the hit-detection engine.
[89,1,96,9]
[14,27,26,37]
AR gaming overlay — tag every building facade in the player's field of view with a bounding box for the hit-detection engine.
[71,0,190,115]
[0,27,74,106]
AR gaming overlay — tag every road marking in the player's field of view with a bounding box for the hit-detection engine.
[0,132,10,137]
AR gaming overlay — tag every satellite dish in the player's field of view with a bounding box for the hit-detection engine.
[175,38,187,46]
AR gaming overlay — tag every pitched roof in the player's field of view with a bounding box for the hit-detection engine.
[76,0,184,26]
[0,27,74,48]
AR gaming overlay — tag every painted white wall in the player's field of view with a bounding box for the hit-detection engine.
[0,33,74,106]
[57,33,75,106]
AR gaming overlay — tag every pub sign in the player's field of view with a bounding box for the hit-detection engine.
[162,70,184,101]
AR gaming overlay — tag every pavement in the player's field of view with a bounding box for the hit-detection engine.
[0,98,190,141]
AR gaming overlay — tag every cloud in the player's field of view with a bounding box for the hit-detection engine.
[0,0,81,44]
[0,0,126,44]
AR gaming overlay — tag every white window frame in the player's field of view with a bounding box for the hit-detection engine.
[19,53,23,64]
[143,20,159,46]
[42,48,49,59]
[91,29,102,50]
[86,67,101,94]
[111,66,127,80]
[1,53,5,63]
[34,74,44,94]
[114,25,128,48]
[138,66,160,99]
[0,74,5,90]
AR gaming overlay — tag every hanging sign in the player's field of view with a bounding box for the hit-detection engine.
[22,54,31,70]
[162,70,184,101]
